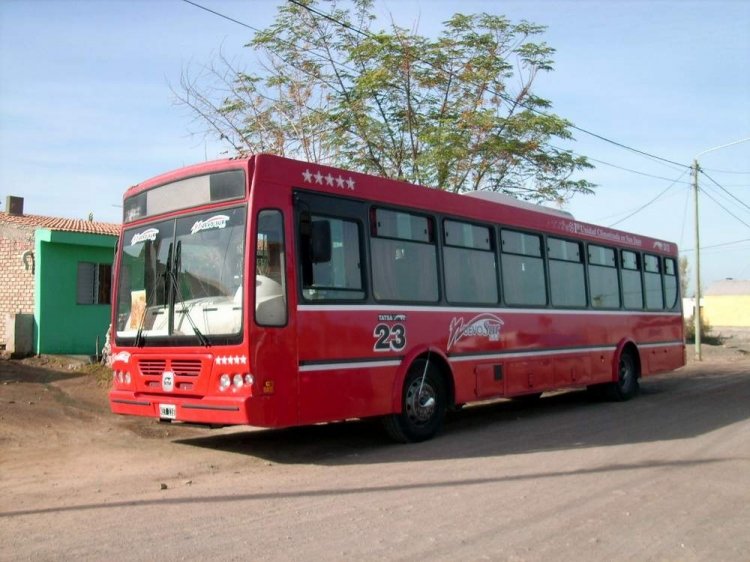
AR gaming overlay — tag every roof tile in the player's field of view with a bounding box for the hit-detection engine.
[0,212,120,236]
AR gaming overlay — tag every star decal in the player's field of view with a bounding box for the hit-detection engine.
[300,167,356,191]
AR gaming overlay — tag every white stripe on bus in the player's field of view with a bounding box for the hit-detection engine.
[448,346,617,363]
[297,341,683,372]
[299,359,403,372]
[297,304,683,317]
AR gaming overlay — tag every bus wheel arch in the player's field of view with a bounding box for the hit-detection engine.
[384,349,454,443]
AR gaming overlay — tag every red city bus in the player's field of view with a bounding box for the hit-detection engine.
[109,154,685,442]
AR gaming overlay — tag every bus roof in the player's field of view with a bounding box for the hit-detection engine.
[463,191,575,220]
[123,153,678,256]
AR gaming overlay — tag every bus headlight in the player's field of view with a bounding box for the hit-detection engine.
[244,374,254,386]
[114,371,132,387]
[219,374,231,391]
[233,374,244,388]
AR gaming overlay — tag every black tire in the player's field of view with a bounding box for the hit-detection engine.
[604,350,640,401]
[383,359,447,443]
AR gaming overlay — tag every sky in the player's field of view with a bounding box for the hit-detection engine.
[1,0,749,293]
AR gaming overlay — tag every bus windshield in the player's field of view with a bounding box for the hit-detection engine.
[115,206,246,344]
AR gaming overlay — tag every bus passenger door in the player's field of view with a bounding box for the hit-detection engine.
[250,208,299,427]
[293,191,375,424]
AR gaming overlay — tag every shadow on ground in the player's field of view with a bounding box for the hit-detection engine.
[0,359,85,384]
[176,365,750,466]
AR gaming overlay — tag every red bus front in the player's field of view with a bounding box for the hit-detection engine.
[109,158,296,428]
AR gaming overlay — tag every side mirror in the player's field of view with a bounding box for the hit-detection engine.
[310,220,332,263]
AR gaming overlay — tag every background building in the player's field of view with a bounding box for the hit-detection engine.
[702,279,750,330]
[1,196,119,356]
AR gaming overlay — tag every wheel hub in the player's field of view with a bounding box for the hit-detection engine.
[405,380,436,425]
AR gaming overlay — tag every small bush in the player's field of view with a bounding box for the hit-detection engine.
[684,317,723,345]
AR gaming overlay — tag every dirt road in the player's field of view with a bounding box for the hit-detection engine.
[1,343,749,561]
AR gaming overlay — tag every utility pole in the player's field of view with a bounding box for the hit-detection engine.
[692,159,702,361]
[691,137,750,361]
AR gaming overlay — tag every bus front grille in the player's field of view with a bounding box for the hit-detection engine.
[138,359,167,376]
[137,358,202,378]
[171,359,202,377]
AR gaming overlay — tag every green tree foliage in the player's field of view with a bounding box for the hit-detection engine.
[178,0,594,202]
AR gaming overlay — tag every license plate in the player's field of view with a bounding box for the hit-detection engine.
[159,404,177,420]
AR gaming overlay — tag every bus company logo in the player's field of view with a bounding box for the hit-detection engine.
[653,241,672,252]
[130,228,159,245]
[447,313,504,350]
[191,215,230,235]
[378,313,406,322]
[112,351,131,364]
[555,220,644,248]
[302,168,356,191]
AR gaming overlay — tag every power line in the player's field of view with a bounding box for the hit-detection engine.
[287,0,691,170]
[699,186,750,230]
[607,170,690,227]
[699,169,750,212]
[700,167,750,175]
[699,182,750,216]
[689,244,750,256]
[583,154,692,184]
[680,237,750,252]
[182,0,258,31]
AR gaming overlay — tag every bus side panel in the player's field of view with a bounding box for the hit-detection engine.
[643,344,686,375]
[295,308,397,424]
[248,326,300,427]
[298,367,396,425]
[506,358,554,395]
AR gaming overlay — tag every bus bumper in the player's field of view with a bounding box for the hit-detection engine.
[109,390,253,426]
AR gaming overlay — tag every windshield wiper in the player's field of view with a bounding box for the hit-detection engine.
[134,242,169,347]
[169,241,211,347]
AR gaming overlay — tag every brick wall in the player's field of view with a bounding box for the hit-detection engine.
[0,223,36,348]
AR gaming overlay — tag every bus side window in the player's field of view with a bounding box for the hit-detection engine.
[588,245,620,309]
[500,229,546,306]
[300,214,365,301]
[548,237,586,308]
[644,254,664,310]
[371,208,438,303]
[664,257,679,309]
[621,250,644,309]
[443,219,498,305]
[256,210,287,326]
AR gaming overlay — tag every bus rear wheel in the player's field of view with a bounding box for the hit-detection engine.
[605,350,639,401]
[383,359,446,443]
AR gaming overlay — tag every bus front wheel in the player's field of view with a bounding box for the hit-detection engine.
[383,359,447,443]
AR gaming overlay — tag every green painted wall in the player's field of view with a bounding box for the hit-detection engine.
[34,229,117,355]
